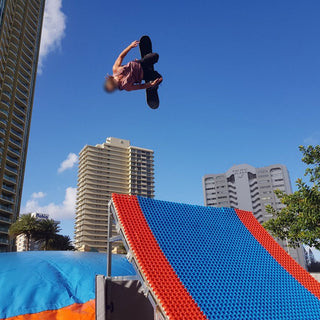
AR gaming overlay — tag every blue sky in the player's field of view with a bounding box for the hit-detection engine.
[20,0,320,240]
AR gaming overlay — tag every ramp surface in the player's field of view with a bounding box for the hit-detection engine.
[112,194,320,320]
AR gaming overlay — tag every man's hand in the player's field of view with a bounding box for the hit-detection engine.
[149,77,163,87]
[128,78,163,91]
[130,40,139,49]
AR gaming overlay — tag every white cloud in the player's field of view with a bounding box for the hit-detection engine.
[31,191,46,199]
[58,153,78,173]
[304,132,320,145]
[21,187,77,220]
[38,0,67,73]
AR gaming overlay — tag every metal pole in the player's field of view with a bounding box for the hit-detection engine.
[106,200,113,320]
[107,201,112,277]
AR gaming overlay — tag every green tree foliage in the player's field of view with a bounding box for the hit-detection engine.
[33,219,61,251]
[263,145,320,249]
[9,214,38,251]
[9,215,74,251]
[44,235,74,251]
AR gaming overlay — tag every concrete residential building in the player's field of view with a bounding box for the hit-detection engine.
[203,164,306,267]
[203,164,292,222]
[0,0,45,251]
[74,137,154,252]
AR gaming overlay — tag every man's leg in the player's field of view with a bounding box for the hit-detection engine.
[140,53,159,70]
[140,53,162,84]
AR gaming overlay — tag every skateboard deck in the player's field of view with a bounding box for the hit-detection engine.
[139,35,160,109]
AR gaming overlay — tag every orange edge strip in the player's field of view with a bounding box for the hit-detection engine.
[235,208,320,299]
[2,300,95,320]
[112,194,207,320]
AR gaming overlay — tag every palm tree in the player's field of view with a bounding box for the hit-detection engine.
[9,214,38,251]
[46,235,74,251]
[34,219,61,251]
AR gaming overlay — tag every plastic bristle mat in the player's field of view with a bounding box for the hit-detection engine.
[112,194,320,320]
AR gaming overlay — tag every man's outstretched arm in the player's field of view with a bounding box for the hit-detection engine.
[113,40,139,72]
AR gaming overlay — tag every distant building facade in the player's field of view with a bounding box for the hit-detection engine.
[202,164,306,267]
[16,212,49,251]
[0,0,46,251]
[203,164,292,222]
[74,137,154,252]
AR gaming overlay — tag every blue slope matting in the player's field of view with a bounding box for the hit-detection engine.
[137,196,320,320]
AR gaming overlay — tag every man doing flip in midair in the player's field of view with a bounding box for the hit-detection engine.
[104,40,162,93]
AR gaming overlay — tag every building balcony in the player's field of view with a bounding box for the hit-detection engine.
[12,18,22,34]
[22,37,34,55]
[8,47,18,60]
[12,119,24,131]
[0,238,9,245]
[2,184,15,194]
[10,127,23,139]
[76,230,107,237]
[19,62,32,79]
[27,6,38,23]
[0,107,9,118]
[75,217,107,226]
[13,110,26,123]
[14,102,26,113]
[10,33,20,48]
[9,137,22,148]
[77,236,107,244]
[7,146,20,157]
[5,63,15,75]
[5,165,18,175]
[77,219,107,226]
[22,44,33,61]
[80,172,128,182]
[76,226,107,233]
[0,215,12,223]
[3,174,16,183]
[17,86,29,99]
[17,78,29,91]
[13,17,22,29]
[21,48,33,67]
[26,15,37,31]
[79,185,128,194]
[6,155,19,165]
[76,199,108,206]
[5,73,14,83]
[0,226,9,234]
[0,118,8,127]
[18,70,31,84]
[76,210,108,220]
[2,80,13,92]
[0,194,14,203]
[7,57,17,70]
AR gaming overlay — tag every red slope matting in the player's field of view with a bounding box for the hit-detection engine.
[112,194,206,320]
[235,208,320,299]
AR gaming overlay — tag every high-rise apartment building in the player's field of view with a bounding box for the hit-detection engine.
[0,0,45,251]
[74,137,154,252]
[202,164,306,267]
[203,164,292,222]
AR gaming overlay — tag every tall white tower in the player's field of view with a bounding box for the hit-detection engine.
[203,164,305,268]
[74,137,154,252]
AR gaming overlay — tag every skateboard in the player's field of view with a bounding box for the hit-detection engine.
[139,35,160,109]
